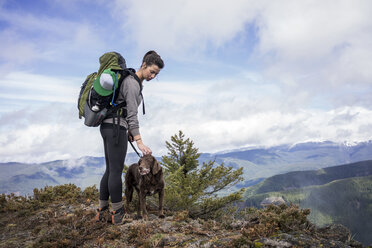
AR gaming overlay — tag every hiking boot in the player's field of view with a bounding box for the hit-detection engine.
[95,206,110,222]
[111,207,125,225]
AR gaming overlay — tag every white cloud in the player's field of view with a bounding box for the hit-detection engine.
[0,72,80,105]
[138,79,372,156]
[0,101,104,163]
[0,2,109,74]
[251,0,372,98]
[256,0,371,60]
[1,75,372,163]
[142,105,372,156]
[114,0,257,57]
[0,1,372,163]
[0,122,103,163]
[114,0,372,109]
[0,29,39,72]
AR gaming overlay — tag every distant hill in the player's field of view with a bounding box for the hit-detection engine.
[243,160,372,245]
[244,160,372,196]
[2,140,372,196]
[200,140,372,189]
[0,154,141,196]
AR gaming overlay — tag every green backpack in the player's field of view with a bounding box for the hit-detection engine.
[78,52,140,127]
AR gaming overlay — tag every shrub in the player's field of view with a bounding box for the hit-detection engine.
[161,131,245,219]
[240,204,313,240]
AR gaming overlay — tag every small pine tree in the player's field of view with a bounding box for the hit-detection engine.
[161,131,245,219]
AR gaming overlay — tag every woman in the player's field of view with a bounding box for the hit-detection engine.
[96,51,164,224]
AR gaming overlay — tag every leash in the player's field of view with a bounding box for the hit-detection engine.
[129,141,142,158]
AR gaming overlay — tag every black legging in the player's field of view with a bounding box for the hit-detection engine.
[99,123,128,203]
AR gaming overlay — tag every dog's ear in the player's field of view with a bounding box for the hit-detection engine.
[152,160,162,175]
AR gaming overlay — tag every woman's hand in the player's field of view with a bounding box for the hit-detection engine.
[132,134,152,155]
[136,140,152,155]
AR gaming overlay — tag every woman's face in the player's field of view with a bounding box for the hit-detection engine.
[142,64,161,81]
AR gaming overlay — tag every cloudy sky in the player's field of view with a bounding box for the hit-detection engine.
[0,0,371,163]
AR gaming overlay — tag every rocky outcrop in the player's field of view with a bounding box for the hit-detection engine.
[260,196,286,206]
[0,184,367,247]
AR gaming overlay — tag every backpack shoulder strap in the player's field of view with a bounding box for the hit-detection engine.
[124,68,145,115]
[126,68,142,92]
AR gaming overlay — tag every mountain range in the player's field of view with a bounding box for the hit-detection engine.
[242,160,372,245]
[1,140,372,196]
[200,140,372,188]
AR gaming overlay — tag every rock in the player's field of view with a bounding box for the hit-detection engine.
[259,238,292,248]
[159,220,173,233]
[229,220,249,229]
[260,196,286,206]
[159,235,178,246]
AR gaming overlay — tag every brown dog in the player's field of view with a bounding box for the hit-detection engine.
[125,154,165,220]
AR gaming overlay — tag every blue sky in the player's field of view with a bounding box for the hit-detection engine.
[0,0,372,163]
